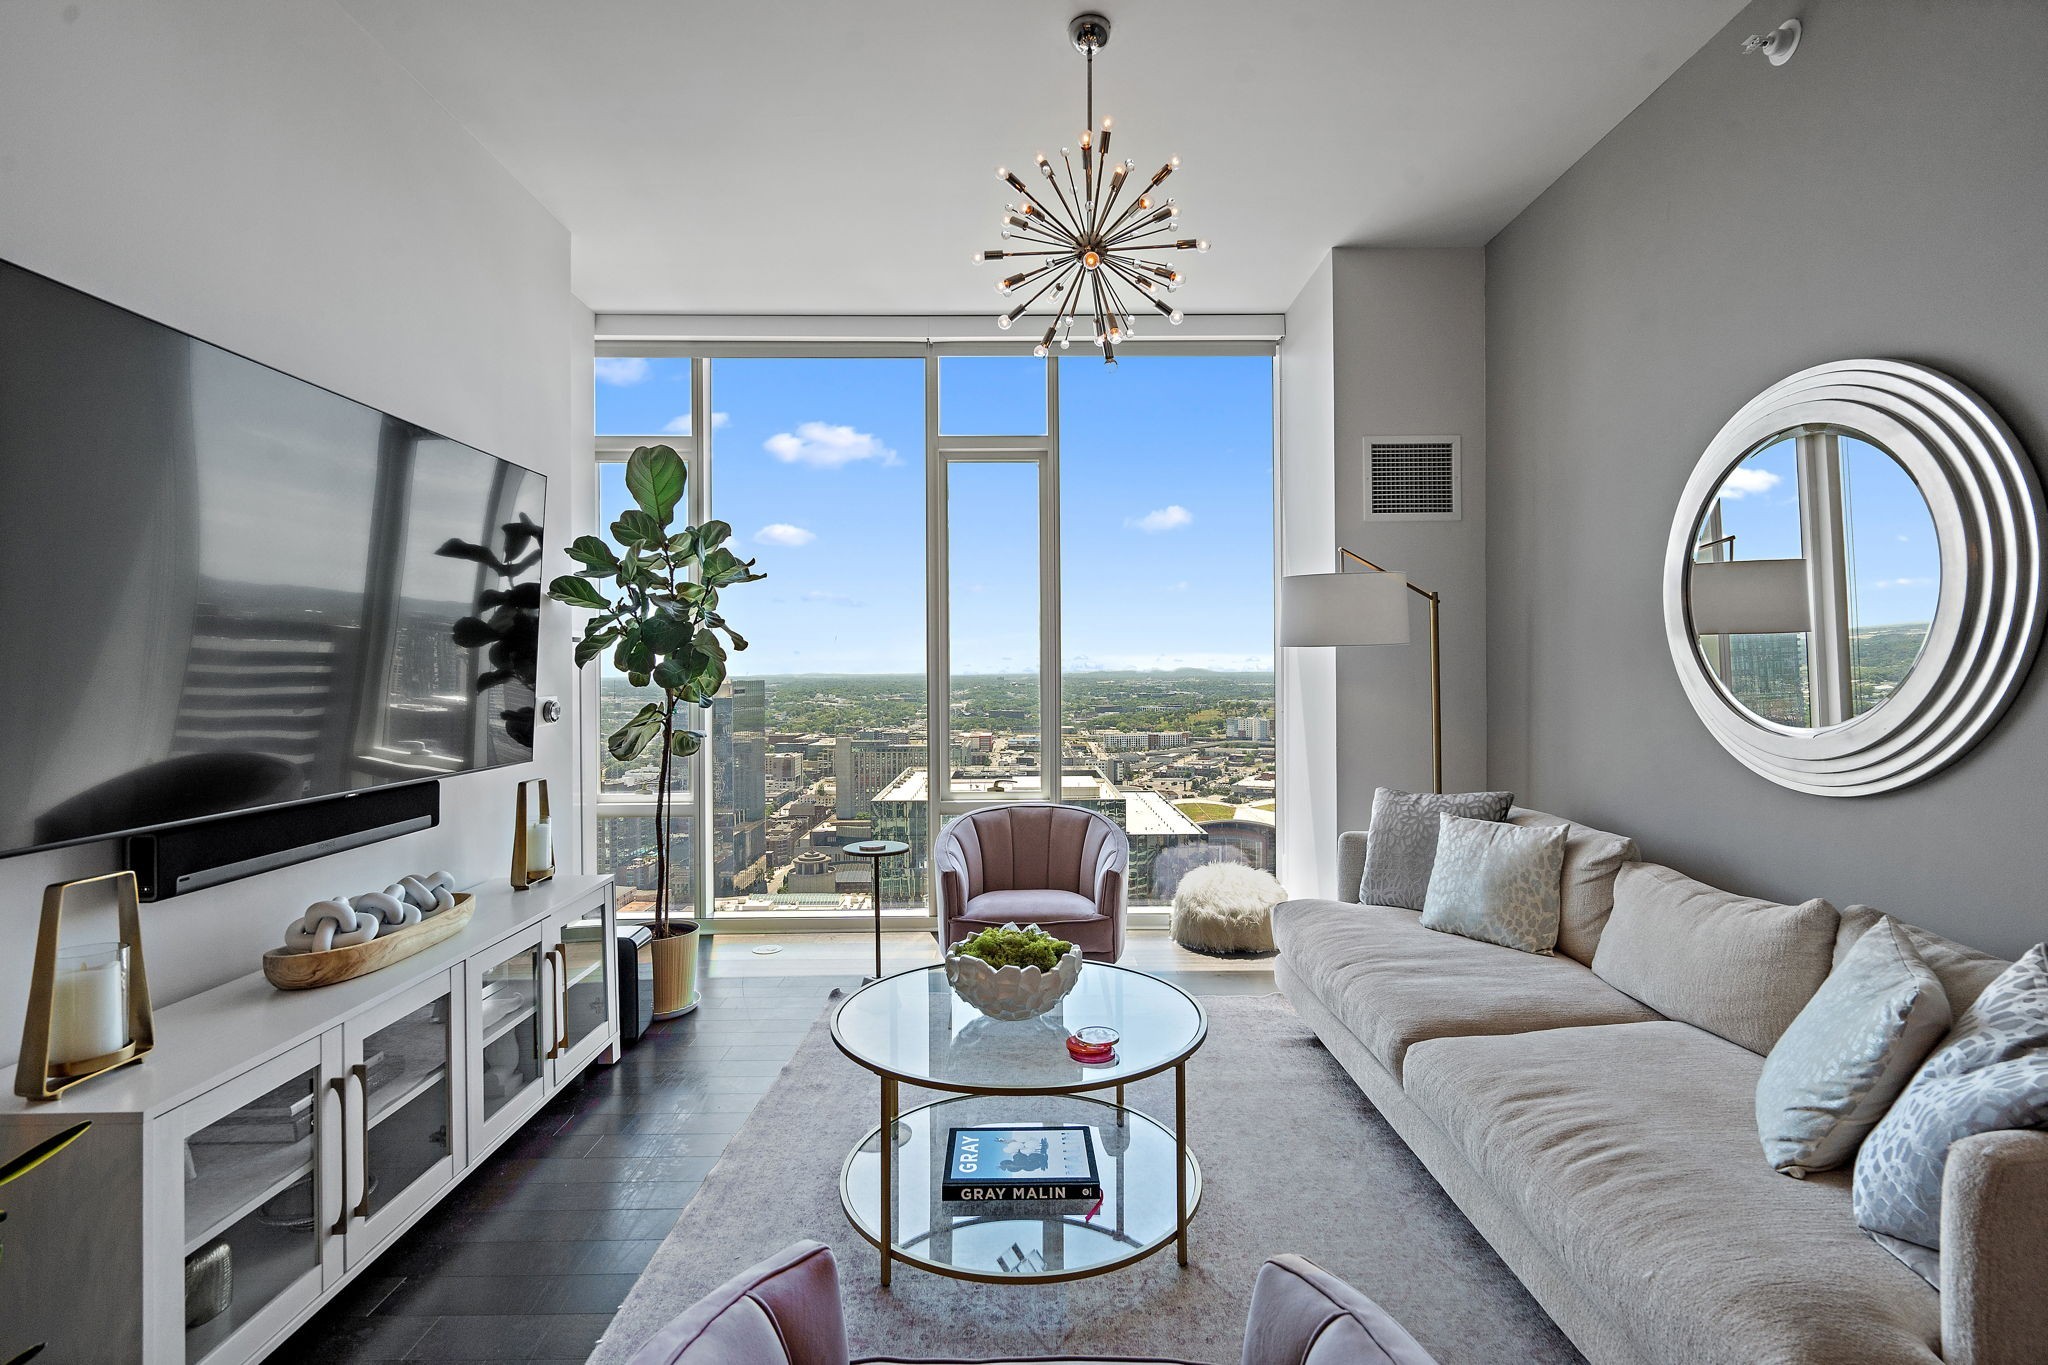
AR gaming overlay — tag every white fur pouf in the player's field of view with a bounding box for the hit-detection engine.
[1169,862,1287,955]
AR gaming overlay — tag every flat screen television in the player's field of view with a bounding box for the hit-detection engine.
[0,259,546,858]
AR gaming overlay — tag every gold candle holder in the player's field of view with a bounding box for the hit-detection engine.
[511,777,556,891]
[15,871,155,1101]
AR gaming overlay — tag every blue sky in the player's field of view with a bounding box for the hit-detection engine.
[1708,433,1939,627]
[595,353,1274,675]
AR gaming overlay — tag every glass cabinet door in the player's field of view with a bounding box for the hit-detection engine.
[175,1038,335,1365]
[553,894,615,1078]
[343,973,459,1267]
[467,928,549,1160]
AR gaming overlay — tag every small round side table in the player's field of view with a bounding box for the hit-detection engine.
[843,839,910,980]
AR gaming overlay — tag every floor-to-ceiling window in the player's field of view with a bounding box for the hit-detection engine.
[705,358,926,916]
[588,345,1273,927]
[590,358,702,922]
[1058,354,1276,905]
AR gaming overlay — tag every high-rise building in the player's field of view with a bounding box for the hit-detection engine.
[833,736,922,820]
[712,678,769,896]
[1225,716,1273,742]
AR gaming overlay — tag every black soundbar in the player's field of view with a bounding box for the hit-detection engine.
[125,782,440,901]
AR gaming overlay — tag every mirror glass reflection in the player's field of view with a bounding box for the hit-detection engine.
[1688,426,1938,728]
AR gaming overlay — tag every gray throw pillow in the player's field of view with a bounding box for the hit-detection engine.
[1852,943,2048,1284]
[1420,814,1567,954]
[1359,787,1513,911]
[1756,917,1951,1177]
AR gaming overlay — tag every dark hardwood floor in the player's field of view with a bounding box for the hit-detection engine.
[276,934,1271,1363]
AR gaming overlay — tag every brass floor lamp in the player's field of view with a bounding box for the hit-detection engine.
[1279,547,1444,794]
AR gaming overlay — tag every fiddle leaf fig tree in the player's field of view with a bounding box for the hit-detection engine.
[548,444,764,937]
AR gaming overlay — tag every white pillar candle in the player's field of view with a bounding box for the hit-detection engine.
[527,819,552,875]
[50,942,128,1064]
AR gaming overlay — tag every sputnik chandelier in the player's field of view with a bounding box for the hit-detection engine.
[975,12,1206,363]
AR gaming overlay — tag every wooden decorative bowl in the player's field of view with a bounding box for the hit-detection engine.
[262,893,474,991]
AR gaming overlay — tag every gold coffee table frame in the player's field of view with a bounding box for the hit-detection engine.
[830,962,1206,1286]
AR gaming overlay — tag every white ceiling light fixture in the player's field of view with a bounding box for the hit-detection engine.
[975,12,1208,364]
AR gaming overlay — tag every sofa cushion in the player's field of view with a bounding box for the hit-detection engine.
[1854,944,2048,1283]
[1756,916,1952,1177]
[1271,899,1659,1078]
[1504,807,1638,965]
[1836,904,2012,1015]
[1359,787,1514,910]
[1592,862,1838,1056]
[1419,814,1567,955]
[1402,1022,1943,1365]
[960,888,1100,925]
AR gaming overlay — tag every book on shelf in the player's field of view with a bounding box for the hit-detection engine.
[942,1125,1102,1203]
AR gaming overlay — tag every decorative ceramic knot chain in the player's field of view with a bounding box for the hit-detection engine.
[283,870,456,953]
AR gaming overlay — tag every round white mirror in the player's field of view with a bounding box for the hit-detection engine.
[1664,361,2044,796]
[1688,425,1940,729]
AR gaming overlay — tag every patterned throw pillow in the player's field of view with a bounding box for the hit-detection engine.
[1359,787,1514,911]
[1852,943,2048,1284]
[1419,814,1567,954]
[1756,917,1951,1177]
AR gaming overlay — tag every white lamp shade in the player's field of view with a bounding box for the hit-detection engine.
[1279,570,1412,647]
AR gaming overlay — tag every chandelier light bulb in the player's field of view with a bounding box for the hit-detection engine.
[1169,309,1184,324]
[996,314,1012,330]
[1101,116,1112,130]
[1033,344,1049,358]
[1196,240,1210,252]
[1082,250,1101,270]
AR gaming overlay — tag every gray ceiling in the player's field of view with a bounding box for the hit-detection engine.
[339,0,1747,314]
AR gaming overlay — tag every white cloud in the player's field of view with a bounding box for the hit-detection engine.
[1872,576,1936,589]
[763,421,897,469]
[662,414,691,433]
[712,411,731,428]
[1170,580,1191,592]
[756,523,816,547]
[1129,504,1194,533]
[1716,466,1781,499]
[593,357,650,386]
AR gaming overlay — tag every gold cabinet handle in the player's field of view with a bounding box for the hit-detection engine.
[349,1062,372,1220]
[554,945,571,1054]
[327,1074,351,1236]
[541,946,558,1060]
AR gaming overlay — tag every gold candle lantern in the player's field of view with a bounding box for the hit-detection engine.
[15,871,156,1101]
[511,777,555,891]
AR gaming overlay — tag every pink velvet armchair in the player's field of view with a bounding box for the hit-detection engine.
[932,802,1129,962]
[623,1239,1440,1365]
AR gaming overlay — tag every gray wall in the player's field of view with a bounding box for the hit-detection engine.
[1486,0,2048,956]
[0,0,591,1064]
[1280,248,1486,897]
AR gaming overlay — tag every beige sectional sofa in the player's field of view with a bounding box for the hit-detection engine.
[1272,807,2047,1365]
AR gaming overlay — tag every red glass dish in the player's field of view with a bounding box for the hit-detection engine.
[1066,1025,1120,1064]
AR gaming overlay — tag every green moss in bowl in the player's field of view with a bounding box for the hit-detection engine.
[954,924,1074,973]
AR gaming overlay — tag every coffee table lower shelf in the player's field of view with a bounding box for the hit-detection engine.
[839,1092,1201,1286]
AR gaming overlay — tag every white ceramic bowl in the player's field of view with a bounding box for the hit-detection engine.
[943,926,1084,1021]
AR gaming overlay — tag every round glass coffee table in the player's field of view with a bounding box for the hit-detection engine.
[831,962,1205,1285]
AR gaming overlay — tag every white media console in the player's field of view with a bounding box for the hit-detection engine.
[0,874,617,1365]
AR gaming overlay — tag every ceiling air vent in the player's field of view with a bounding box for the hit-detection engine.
[1363,436,1460,521]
